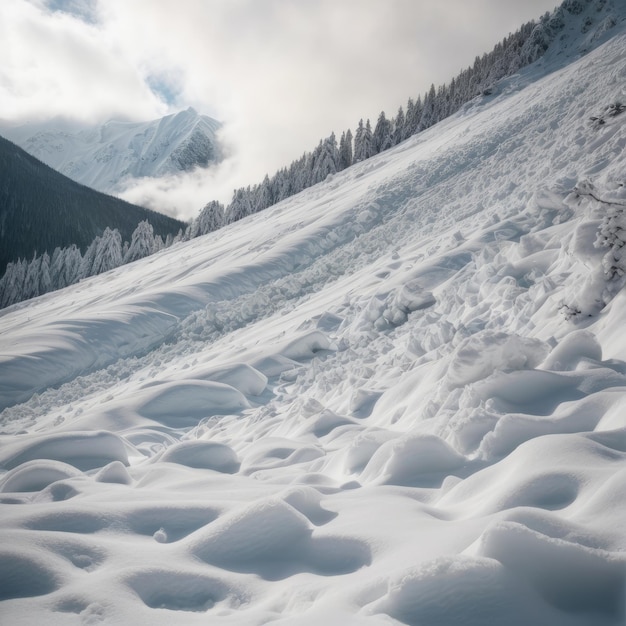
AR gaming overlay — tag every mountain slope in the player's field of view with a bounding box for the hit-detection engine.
[1,107,222,195]
[0,135,185,272]
[0,11,626,626]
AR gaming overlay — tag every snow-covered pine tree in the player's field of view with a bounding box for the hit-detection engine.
[420,84,438,130]
[91,228,123,276]
[363,119,374,159]
[289,154,309,195]
[79,236,101,279]
[353,119,365,162]
[124,221,155,264]
[63,244,82,287]
[153,235,165,253]
[190,200,225,238]
[38,252,52,296]
[404,96,422,139]
[311,133,339,183]
[22,253,41,300]
[49,247,64,290]
[354,119,374,162]
[373,111,393,154]
[307,140,323,186]
[0,262,15,308]
[255,175,274,213]
[436,83,451,120]
[0,259,26,308]
[0,266,9,308]
[13,259,28,305]
[172,228,185,245]
[273,168,291,202]
[338,129,353,170]
[393,107,405,146]
[226,187,254,223]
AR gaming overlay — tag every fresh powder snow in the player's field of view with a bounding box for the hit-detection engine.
[1,14,626,626]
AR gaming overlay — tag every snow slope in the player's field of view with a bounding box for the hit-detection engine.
[0,107,222,194]
[1,20,626,626]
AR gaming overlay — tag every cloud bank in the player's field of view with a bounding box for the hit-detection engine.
[1,0,559,219]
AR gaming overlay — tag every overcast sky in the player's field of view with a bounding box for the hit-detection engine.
[1,0,559,219]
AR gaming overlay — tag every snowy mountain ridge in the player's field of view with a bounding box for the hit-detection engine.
[0,134,186,279]
[1,3,626,624]
[0,107,222,195]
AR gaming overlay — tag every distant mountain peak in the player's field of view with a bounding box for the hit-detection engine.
[0,109,223,196]
[0,134,185,274]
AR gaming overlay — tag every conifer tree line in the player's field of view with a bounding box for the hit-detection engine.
[0,221,185,308]
[0,0,590,309]
[186,0,583,237]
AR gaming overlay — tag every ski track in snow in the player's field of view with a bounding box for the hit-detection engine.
[1,24,626,626]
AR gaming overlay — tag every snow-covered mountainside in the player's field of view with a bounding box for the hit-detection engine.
[1,14,626,626]
[0,107,222,194]
[0,135,186,276]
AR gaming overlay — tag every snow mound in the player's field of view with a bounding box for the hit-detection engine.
[158,440,240,473]
[475,522,626,618]
[186,499,370,580]
[0,431,128,471]
[367,556,540,626]
[124,568,243,613]
[0,549,63,601]
[446,331,549,388]
[0,459,82,492]
[187,362,268,395]
[361,434,466,487]
[136,380,250,427]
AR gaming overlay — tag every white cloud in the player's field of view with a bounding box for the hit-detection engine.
[0,0,559,216]
[0,0,166,124]
[117,154,245,223]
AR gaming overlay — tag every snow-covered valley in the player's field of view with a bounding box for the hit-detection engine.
[1,20,626,625]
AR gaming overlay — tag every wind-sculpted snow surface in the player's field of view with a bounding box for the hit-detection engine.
[1,23,626,626]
